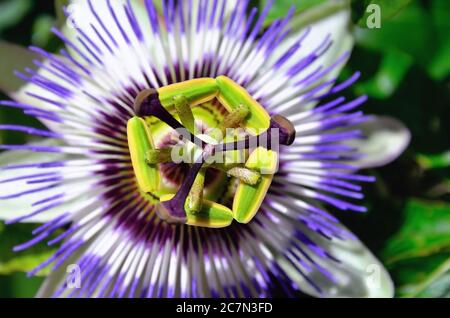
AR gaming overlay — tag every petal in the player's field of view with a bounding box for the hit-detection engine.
[268,2,354,85]
[252,2,355,116]
[295,4,354,79]
[9,57,63,118]
[0,139,71,223]
[61,0,147,41]
[348,116,411,169]
[36,264,68,298]
[36,245,87,298]
[278,223,394,298]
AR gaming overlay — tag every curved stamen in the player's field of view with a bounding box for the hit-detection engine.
[214,114,296,152]
[156,161,203,223]
[134,89,206,146]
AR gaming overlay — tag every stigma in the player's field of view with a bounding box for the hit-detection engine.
[127,77,296,228]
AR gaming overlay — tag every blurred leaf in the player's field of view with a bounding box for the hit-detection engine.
[0,223,56,276]
[355,4,426,62]
[353,0,412,28]
[382,199,450,264]
[0,41,42,95]
[355,1,450,80]
[0,0,33,33]
[427,180,450,198]
[262,0,327,27]
[416,271,450,298]
[289,0,349,31]
[428,41,450,81]
[355,49,412,98]
[0,273,44,297]
[32,15,56,48]
[427,0,450,80]
[417,151,450,170]
[390,253,450,298]
[0,252,53,276]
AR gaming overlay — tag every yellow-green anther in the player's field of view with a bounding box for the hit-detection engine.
[216,76,270,131]
[174,95,197,134]
[205,104,250,150]
[159,194,233,228]
[186,169,205,213]
[219,104,249,132]
[232,147,278,224]
[157,78,218,109]
[186,199,233,228]
[146,149,173,164]
[207,163,260,185]
[127,116,160,194]
[226,167,260,185]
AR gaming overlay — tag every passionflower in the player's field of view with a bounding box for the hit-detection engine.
[0,0,411,298]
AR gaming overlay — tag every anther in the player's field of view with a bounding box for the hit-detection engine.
[146,149,173,164]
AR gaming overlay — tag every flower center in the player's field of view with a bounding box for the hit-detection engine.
[127,77,296,228]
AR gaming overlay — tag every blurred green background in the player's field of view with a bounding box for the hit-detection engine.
[0,0,449,298]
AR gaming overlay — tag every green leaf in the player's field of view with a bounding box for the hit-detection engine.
[428,41,450,81]
[0,0,33,33]
[0,41,42,96]
[354,0,412,28]
[355,1,450,80]
[382,199,450,264]
[389,253,450,298]
[32,15,57,48]
[0,223,57,276]
[262,0,327,27]
[0,273,44,297]
[427,180,450,198]
[288,0,350,31]
[427,0,450,80]
[382,199,450,297]
[354,49,412,99]
[417,151,450,170]
[355,4,426,59]
[416,272,450,298]
[0,252,54,276]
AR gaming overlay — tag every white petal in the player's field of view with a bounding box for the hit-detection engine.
[10,58,65,132]
[301,7,353,78]
[259,2,354,116]
[0,139,70,223]
[62,0,146,40]
[36,266,67,298]
[269,3,354,83]
[36,246,88,298]
[279,225,394,298]
[349,116,411,169]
